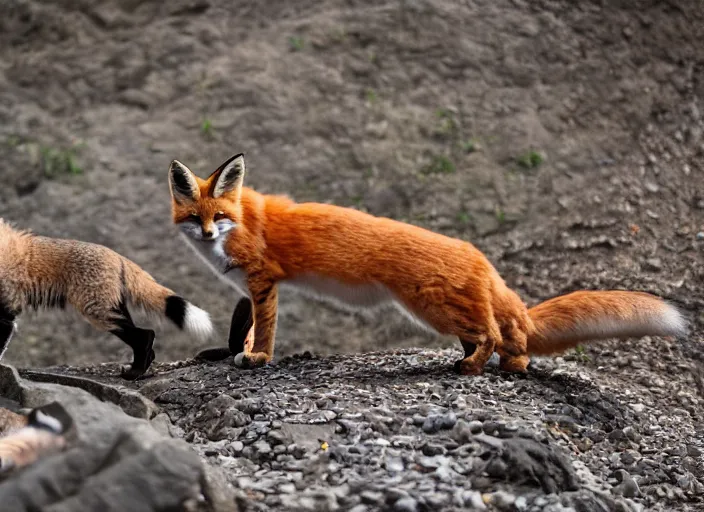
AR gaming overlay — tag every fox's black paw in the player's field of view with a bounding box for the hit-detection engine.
[195,347,233,362]
[121,348,155,381]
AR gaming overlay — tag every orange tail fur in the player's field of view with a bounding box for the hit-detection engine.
[526,291,687,355]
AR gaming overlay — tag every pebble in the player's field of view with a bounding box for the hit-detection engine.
[643,258,662,271]
[468,420,483,434]
[422,443,446,456]
[360,491,383,505]
[644,181,660,193]
[254,440,272,455]
[229,441,244,454]
[613,470,640,498]
[630,403,646,414]
[422,413,457,434]
[393,497,419,512]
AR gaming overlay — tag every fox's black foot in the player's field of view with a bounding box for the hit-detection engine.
[193,298,253,362]
[121,347,155,381]
[195,347,233,361]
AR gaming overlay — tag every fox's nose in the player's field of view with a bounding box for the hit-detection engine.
[202,229,216,240]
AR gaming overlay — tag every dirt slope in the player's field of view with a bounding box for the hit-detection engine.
[0,0,702,369]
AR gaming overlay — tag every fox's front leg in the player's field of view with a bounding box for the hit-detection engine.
[234,279,278,369]
[194,297,254,362]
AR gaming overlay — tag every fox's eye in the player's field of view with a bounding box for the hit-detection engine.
[214,212,227,221]
[188,213,200,222]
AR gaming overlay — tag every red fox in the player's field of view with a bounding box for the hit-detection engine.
[168,154,687,375]
[0,219,213,379]
[0,402,72,474]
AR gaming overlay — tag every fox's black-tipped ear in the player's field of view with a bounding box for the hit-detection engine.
[168,160,200,203]
[212,154,245,198]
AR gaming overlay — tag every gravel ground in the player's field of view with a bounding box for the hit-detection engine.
[45,333,704,511]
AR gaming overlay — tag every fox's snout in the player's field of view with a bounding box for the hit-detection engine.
[201,222,219,240]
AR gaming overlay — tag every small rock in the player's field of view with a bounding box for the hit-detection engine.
[686,445,702,457]
[487,491,515,508]
[254,440,272,455]
[422,444,446,456]
[393,497,419,512]
[620,451,636,465]
[643,258,662,272]
[360,490,383,505]
[613,470,640,498]
[229,441,244,454]
[468,420,483,434]
[608,429,625,442]
[385,456,405,472]
[644,181,660,193]
[629,403,646,414]
[267,430,287,445]
[623,426,642,443]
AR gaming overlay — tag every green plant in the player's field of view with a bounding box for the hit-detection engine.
[41,143,83,178]
[434,108,458,137]
[517,150,544,170]
[201,118,213,138]
[461,139,478,153]
[288,36,304,51]
[422,155,455,175]
[495,207,506,224]
[573,345,591,362]
[365,88,377,104]
[456,211,471,225]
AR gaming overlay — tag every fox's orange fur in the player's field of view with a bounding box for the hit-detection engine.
[169,154,687,375]
[0,219,213,379]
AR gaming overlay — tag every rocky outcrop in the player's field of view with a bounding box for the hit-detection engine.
[0,365,236,512]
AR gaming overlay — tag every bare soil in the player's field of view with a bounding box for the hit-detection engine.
[1,0,702,369]
[1,1,704,510]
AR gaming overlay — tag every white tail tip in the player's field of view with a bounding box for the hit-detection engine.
[184,303,214,341]
[662,302,688,337]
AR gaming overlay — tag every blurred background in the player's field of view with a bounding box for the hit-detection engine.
[0,0,702,370]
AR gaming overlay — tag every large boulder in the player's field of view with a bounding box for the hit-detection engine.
[0,365,236,512]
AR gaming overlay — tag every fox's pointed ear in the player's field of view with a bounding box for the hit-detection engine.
[212,154,245,199]
[169,160,200,203]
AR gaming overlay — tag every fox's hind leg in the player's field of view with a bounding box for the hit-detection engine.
[496,321,529,374]
[109,301,155,380]
[450,310,501,376]
[0,302,17,360]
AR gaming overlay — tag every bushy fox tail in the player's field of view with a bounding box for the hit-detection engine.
[121,258,213,341]
[526,290,687,355]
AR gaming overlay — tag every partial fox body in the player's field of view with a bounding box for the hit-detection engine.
[0,402,72,474]
[0,219,213,379]
[168,154,687,374]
